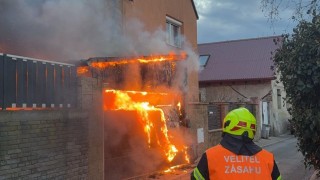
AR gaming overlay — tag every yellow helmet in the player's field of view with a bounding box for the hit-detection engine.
[223,107,257,139]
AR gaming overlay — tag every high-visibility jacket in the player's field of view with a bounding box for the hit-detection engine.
[206,144,274,180]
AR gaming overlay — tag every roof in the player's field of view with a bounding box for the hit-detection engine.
[198,36,282,82]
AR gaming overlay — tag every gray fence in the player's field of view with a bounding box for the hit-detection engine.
[0,53,77,110]
[208,103,256,130]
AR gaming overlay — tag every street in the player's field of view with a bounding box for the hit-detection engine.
[264,136,314,180]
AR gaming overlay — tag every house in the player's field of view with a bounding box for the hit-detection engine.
[198,36,290,139]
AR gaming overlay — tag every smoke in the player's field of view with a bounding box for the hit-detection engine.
[0,0,127,61]
[0,0,199,71]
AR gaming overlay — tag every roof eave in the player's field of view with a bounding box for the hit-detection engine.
[191,0,199,20]
[199,77,276,84]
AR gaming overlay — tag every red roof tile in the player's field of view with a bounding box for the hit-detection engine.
[198,36,282,82]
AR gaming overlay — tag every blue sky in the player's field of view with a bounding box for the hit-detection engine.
[194,0,299,43]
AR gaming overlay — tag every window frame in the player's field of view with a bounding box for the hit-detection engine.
[166,16,182,48]
[199,55,210,68]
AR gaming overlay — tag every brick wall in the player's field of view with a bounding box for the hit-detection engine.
[187,103,208,158]
[77,77,104,180]
[0,110,89,179]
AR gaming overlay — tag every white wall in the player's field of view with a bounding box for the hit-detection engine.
[270,75,290,135]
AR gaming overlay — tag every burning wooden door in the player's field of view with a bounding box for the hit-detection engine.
[104,110,169,179]
[78,53,192,179]
[103,89,191,179]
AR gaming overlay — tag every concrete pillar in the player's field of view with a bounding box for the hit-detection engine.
[187,103,209,158]
[78,77,104,180]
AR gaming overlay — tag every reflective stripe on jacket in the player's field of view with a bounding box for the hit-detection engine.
[206,144,274,180]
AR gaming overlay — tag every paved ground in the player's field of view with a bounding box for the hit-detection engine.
[264,136,313,180]
[125,133,295,180]
[254,132,293,148]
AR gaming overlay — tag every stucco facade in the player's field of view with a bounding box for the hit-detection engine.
[200,82,271,103]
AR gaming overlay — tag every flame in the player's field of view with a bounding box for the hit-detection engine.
[89,51,187,69]
[177,102,182,116]
[183,146,190,163]
[77,66,89,75]
[163,164,189,173]
[104,89,189,163]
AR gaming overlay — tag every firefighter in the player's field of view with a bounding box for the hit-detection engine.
[191,107,281,180]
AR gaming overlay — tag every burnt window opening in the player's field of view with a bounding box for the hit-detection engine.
[140,62,176,88]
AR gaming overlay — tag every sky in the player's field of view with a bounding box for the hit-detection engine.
[194,0,299,44]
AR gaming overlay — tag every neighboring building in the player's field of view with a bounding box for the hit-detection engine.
[198,36,290,137]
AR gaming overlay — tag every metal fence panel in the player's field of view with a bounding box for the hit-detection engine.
[16,59,28,107]
[27,61,37,107]
[1,54,77,110]
[5,57,17,108]
[228,103,256,118]
[36,62,46,106]
[228,103,239,111]
[46,63,55,107]
[0,54,4,109]
[208,104,222,130]
[245,104,255,114]
[55,65,63,107]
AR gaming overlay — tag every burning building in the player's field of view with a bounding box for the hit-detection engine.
[77,52,195,179]
[0,0,200,179]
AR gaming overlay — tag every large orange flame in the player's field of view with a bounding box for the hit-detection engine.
[89,51,187,69]
[104,89,188,163]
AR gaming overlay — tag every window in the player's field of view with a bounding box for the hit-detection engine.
[277,89,281,109]
[166,16,182,47]
[199,55,210,67]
